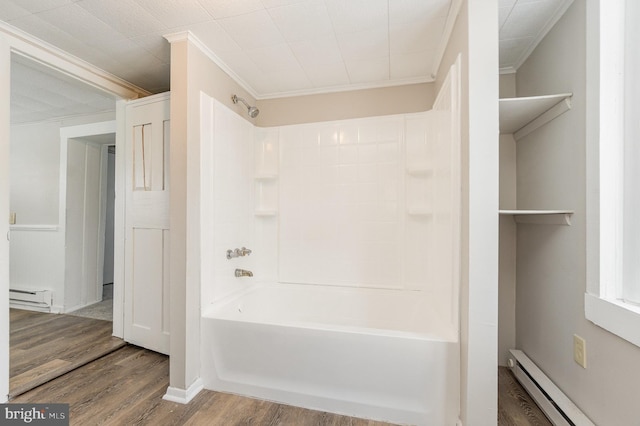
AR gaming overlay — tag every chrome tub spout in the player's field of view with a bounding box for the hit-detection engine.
[235,269,253,278]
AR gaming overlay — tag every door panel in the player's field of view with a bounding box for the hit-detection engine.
[124,93,170,355]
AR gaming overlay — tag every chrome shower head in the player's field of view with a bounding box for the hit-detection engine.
[232,95,260,118]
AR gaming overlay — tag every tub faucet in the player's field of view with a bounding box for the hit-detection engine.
[235,269,253,278]
[226,247,252,259]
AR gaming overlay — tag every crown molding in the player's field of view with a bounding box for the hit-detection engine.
[431,0,464,80]
[164,30,260,99]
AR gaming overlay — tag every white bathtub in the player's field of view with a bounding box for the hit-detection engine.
[201,283,459,425]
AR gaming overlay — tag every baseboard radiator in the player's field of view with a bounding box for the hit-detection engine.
[508,350,595,426]
[9,288,53,312]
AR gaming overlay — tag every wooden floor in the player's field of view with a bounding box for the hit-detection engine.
[10,308,125,398]
[498,366,552,425]
[13,345,393,426]
[10,309,550,425]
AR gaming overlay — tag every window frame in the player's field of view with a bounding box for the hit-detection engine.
[585,0,640,348]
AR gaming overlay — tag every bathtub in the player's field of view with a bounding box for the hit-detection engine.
[201,283,459,425]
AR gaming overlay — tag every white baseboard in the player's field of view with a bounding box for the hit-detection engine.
[163,378,204,404]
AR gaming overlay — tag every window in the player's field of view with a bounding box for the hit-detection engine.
[585,0,640,347]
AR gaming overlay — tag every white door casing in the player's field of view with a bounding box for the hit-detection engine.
[124,93,170,355]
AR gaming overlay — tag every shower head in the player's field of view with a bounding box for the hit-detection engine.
[232,95,260,118]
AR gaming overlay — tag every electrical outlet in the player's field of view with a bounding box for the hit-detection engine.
[573,334,587,368]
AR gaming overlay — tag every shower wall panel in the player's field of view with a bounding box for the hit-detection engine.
[278,116,408,289]
[201,95,256,307]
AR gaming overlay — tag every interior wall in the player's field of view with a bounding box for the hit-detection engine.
[436,0,499,423]
[256,83,434,127]
[9,113,114,311]
[10,123,60,224]
[515,2,640,424]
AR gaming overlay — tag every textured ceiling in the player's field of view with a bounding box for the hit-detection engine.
[10,53,116,125]
[499,0,574,72]
[1,0,454,98]
[5,0,574,124]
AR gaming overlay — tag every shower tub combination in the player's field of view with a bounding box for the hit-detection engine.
[201,283,459,425]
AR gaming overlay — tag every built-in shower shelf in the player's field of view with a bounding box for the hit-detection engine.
[407,208,432,217]
[499,93,572,139]
[254,210,277,217]
[255,174,278,181]
[406,166,433,177]
[499,210,573,225]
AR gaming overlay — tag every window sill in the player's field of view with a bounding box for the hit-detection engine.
[585,293,640,348]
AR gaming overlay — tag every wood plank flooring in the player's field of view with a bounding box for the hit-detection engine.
[10,308,126,398]
[13,345,394,426]
[498,366,552,425]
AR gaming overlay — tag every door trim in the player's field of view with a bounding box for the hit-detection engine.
[59,121,123,337]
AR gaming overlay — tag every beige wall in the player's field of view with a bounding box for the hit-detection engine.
[499,72,516,98]
[256,83,434,126]
[515,1,640,424]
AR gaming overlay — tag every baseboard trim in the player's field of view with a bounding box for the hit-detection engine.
[163,379,204,404]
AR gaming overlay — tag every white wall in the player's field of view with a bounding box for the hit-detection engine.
[10,122,65,308]
[10,113,113,311]
[9,115,114,311]
[515,1,640,424]
[10,123,60,224]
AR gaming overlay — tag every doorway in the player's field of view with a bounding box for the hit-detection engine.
[7,54,122,397]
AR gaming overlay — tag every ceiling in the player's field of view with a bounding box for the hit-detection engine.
[10,54,117,124]
[4,0,573,124]
[499,0,573,72]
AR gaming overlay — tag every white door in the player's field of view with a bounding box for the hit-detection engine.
[124,93,170,355]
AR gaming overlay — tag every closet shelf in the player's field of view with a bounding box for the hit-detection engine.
[499,93,572,139]
[499,210,574,226]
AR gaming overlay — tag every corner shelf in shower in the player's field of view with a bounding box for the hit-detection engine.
[406,208,433,217]
[499,93,572,140]
[406,165,433,177]
[254,210,277,217]
[254,174,278,181]
[499,210,574,225]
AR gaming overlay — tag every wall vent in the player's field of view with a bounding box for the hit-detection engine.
[9,288,52,312]
[508,350,594,426]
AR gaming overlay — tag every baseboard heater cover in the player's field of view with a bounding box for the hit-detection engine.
[508,350,594,426]
[9,287,53,312]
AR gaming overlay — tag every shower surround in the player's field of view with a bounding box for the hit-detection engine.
[199,62,460,425]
